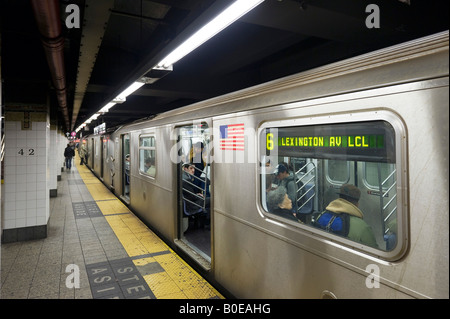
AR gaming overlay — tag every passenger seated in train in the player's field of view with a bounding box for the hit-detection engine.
[144,157,155,176]
[182,163,210,225]
[314,184,378,249]
[267,186,302,223]
[272,162,299,213]
[384,218,397,251]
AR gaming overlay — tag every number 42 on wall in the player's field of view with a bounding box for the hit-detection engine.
[17,148,35,156]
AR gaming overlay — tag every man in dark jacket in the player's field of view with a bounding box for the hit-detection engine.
[182,163,210,229]
[64,144,75,170]
[273,162,299,213]
[182,163,209,215]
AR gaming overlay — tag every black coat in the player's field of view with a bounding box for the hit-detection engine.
[182,171,205,214]
[64,146,75,158]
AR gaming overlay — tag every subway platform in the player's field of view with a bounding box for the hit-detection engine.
[0,154,223,299]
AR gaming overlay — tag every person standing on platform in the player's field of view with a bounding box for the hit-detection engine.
[64,143,75,170]
[79,141,87,165]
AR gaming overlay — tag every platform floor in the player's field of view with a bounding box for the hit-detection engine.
[0,155,223,299]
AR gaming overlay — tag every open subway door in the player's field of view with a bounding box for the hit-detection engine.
[175,122,212,269]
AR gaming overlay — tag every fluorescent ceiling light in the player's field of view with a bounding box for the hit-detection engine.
[115,81,146,101]
[99,102,116,113]
[156,0,264,68]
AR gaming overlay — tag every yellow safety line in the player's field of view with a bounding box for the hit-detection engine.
[74,153,223,299]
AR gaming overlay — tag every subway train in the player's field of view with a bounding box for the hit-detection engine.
[80,31,449,299]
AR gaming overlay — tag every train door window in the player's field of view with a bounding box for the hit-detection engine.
[139,135,156,178]
[259,119,406,259]
[122,134,131,199]
[326,160,350,184]
[176,122,211,262]
[364,162,396,189]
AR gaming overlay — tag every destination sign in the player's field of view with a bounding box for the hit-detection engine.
[275,135,384,149]
[263,121,396,163]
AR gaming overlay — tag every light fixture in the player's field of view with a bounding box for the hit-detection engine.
[114,81,146,103]
[156,0,264,69]
[99,102,116,113]
[77,0,264,135]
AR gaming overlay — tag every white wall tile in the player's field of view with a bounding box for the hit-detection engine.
[36,173,46,182]
[36,215,48,225]
[16,209,26,219]
[36,199,46,208]
[4,117,50,231]
[26,191,37,201]
[16,130,27,139]
[26,217,36,227]
[4,220,16,229]
[26,183,37,192]
[4,209,17,221]
[16,139,27,148]
[16,219,26,228]
[36,189,46,198]
[16,200,26,210]
[26,165,37,174]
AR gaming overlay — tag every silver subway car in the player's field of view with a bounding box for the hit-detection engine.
[84,32,449,298]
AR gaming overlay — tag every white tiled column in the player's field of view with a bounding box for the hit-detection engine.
[2,112,49,242]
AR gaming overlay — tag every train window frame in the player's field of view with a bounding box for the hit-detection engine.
[257,111,408,261]
[138,134,156,178]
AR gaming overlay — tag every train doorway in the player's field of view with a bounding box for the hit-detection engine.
[121,133,131,201]
[100,136,105,179]
[176,122,212,266]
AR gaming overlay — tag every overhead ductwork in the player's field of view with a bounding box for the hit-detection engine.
[71,0,114,131]
[31,0,70,130]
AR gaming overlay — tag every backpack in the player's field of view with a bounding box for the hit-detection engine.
[313,210,350,237]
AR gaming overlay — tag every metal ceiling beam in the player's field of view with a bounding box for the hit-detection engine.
[70,0,114,131]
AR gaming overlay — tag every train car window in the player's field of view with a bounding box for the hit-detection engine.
[326,160,350,184]
[260,120,401,255]
[139,135,156,177]
[364,162,396,190]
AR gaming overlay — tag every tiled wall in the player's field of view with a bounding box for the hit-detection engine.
[3,113,50,240]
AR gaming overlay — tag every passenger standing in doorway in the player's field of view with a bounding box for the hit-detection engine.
[189,142,206,180]
[64,143,75,170]
[79,141,87,165]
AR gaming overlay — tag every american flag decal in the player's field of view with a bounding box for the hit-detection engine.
[219,123,245,151]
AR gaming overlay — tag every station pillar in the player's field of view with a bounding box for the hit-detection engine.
[2,110,51,242]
